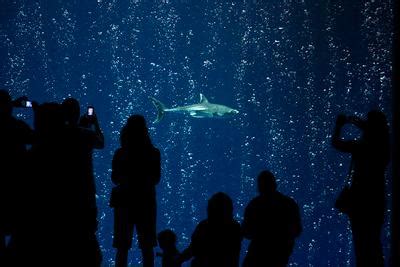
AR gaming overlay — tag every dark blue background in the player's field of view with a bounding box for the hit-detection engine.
[0,0,393,265]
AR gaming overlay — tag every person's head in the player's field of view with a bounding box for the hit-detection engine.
[207,192,233,222]
[365,110,388,137]
[362,110,390,160]
[257,170,277,196]
[35,102,64,137]
[157,229,177,251]
[62,98,80,126]
[0,89,13,119]
[120,114,151,149]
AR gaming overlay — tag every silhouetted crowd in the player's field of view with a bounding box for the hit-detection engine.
[0,90,390,267]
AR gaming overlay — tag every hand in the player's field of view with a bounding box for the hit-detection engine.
[87,107,99,124]
[80,112,99,128]
[12,96,29,108]
[336,114,347,126]
[348,115,366,130]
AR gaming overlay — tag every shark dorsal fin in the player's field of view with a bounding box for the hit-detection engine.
[200,93,209,103]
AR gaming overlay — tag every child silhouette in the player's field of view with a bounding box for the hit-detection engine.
[157,230,181,267]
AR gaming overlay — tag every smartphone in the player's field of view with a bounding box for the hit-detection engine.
[87,106,94,116]
[22,100,32,108]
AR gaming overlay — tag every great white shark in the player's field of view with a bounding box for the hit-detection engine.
[150,94,239,123]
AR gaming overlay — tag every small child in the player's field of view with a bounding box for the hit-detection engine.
[157,229,181,267]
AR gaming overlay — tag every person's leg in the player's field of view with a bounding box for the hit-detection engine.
[363,221,384,267]
[113,208,133,267]
[115,248,129,267]
[78,233,102,267]
[137,207,156,267]
[350,215,366,267]
[141,246,154,267]
[351,215,384,267]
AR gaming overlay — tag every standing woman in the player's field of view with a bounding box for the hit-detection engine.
[110,115,161,267]
[332,110,390,267]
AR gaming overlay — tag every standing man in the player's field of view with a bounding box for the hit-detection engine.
[60,98,104,266]
[242,170,302,267]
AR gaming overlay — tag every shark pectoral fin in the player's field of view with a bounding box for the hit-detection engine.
[190,106,208,111]
[191,114,206,118]
[189,111,205,118]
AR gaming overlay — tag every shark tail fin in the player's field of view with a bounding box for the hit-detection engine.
[150,97,166,123]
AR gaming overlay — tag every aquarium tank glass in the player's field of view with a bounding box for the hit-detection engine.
[0,0,393,266]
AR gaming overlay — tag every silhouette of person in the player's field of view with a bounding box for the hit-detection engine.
[157,229,181,267]
[60,98,104,266]
[0,90,34,266]
[10,100,103,267]
[179,192,242,267]
[332,111,390,267]
[110,115,161,267]
[242,170,302,267]
[20,102,66,266]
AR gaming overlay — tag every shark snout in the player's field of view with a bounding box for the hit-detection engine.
[231,109,239,114]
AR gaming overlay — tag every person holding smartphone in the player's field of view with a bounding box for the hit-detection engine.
[59,98,104,266]
[332,110,390,267]
[0,90,34,266]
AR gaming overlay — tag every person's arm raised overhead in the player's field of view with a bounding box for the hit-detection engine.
[91,112,105,149]
[80,108,105,149]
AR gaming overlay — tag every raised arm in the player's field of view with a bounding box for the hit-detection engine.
[91,117,105,149]
[79,112,105,149]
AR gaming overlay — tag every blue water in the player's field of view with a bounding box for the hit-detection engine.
[0,0,393,266]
